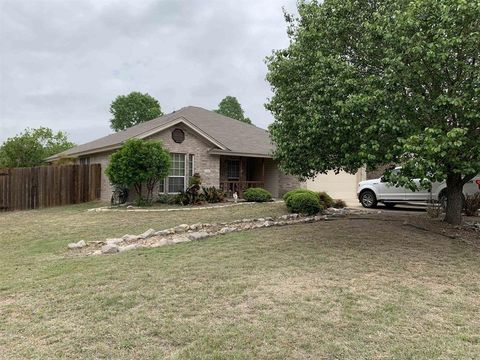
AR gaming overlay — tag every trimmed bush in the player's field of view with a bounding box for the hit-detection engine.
[318,191,334,208]
[243,188,272,202]
[333,199,347,208]
[285,192,323,215]
[283,189,317,203]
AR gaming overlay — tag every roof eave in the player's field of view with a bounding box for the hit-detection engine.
[46,144,122,161]
[208,149,273,159]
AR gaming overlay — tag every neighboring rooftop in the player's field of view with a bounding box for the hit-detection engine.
[49,106,274,159]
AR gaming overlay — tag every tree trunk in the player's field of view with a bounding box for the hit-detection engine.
[134,183,142,201]
[444,174,464,225]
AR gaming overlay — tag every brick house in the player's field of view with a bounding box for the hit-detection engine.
[48,106,365,202]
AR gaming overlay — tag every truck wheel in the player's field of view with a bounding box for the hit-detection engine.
[360,190,377,208]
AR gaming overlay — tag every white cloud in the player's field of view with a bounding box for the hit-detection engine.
[0,0,297,144]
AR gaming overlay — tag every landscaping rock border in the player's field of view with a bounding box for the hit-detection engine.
[68,207,353,256]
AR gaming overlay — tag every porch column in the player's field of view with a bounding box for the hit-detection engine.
[239,157,243,196]
[262,158,265,185]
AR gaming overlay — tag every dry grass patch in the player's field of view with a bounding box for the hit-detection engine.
[0,203,479,359]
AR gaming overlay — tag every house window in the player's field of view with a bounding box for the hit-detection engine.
[168,153,186,193]
[227,160,240,180]
[158,179,165,193]
[168,177,184,193]
[188,154,195,178]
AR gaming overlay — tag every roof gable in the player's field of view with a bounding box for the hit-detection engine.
[133,116,229,150]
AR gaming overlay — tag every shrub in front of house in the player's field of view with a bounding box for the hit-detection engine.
[202,186,226,203]
[173,191,190,206]
[333,199,347,208]
[243,188,272,202]
[134,197,154,207]
[106,139,170,204]
[318,191,334,208]
[283,189,317,203]
[285,192,323,215]
[156,194,177,205]
[185,173,203,205]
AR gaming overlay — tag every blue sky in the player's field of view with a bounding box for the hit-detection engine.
[0,0,297,144]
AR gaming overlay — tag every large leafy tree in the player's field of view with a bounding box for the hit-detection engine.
[106,139,170,202]
[110,92,163,132]
[0,127,74,168]
[215,96,252,124]
[266,0,480,225]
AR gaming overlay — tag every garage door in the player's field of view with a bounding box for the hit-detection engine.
[305,169,366,205]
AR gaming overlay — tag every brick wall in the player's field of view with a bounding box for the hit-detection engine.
[147,124,220,188]
[79,124,221,203]
[278,171,302,196]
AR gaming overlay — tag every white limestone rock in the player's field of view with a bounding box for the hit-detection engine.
[119,244,142,252]
[170,236,190,244]
[189,223,203,231]
[67,240,86,250]
[188,232,210,241]
[174,224,190,233]
[106,238,123,245]
[101,244,119,254]
[155,238,171,247]
[122,234,140,241]
[219,227,236,234]
[138,228,155,239]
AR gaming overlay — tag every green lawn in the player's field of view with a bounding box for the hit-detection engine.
[0,202,479,359]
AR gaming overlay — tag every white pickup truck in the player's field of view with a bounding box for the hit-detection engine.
[357,167,480,208]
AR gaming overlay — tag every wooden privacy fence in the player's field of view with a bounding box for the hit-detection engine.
[0,164,102,211]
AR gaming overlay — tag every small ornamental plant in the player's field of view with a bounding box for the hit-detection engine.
[318,191,334,208]
[285,192,323,215]
[106,139,170,203]
[283,189,317,203]
[243,188,272,202]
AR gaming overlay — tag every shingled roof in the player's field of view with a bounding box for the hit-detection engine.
[49,106,275,160]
